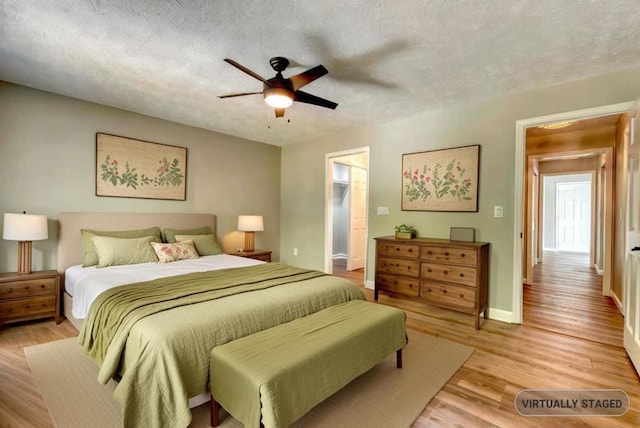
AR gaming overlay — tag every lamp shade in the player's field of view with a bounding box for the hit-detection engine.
[238,215,264,232]
[3,213,48,241]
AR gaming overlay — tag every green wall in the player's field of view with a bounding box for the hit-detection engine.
[280,65,640,321]
[0,82,281,273]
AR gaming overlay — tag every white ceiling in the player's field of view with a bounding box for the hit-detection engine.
[2,1,640,146]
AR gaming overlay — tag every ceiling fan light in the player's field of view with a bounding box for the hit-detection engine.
[264,87,293,108]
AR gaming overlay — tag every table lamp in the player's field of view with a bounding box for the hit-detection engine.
[3,212,49,274]
[238,215,263,252]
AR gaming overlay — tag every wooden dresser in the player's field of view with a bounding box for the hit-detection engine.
[0,270,61,329]
[375,236,489,329]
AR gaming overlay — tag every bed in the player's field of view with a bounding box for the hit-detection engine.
[56,212,367,428]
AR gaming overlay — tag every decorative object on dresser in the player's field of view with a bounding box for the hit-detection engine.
[449,227,475,242]
[0,270,61,328]
[234,249,272,262]
[238,215,264,252]
[394,223,417,239]
[375,236,489,329]
[402,144,480,212]
[3,212,49,274]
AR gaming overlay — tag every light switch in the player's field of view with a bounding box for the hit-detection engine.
[494,206,504,218]
[377,206,389,216]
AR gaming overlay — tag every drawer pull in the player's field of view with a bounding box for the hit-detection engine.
[25,304,31,309]
[443,289,447,294]
[443,270,449,275]
[427,288,432,292]
[408,249,413,253]
[427,268,432,273]
[460,293,464,298]
[461,253,466,258]
[459,273,464,277]
[25,286,30,290]
[427,250,432,255]
[445,252,449,256]
[40,284,46,288]
[395,263,400,267]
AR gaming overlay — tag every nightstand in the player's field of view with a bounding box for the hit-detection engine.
[0,270,61,329]
[235,250,272,262]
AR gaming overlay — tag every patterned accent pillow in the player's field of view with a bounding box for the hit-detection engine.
[151,240,200,263]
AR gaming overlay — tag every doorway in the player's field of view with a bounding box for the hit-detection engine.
[512,101,634,324]
[542,174,593,254]
[324,147,369,284]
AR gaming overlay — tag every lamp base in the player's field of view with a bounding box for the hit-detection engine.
[17,240,33,275]
[243,231,256,253]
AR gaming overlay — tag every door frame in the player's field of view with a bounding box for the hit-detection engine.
[324,146,370,275]
[512,102,634,324]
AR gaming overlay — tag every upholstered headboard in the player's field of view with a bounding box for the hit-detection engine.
[56,212,217,273]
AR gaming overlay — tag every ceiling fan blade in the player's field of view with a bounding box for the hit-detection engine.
[224,59,271,86]
[289,65,329,91]
[294,90,338,110]
[218,92,262,99]
[274,108,285,118]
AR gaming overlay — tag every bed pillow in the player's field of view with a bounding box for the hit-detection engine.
[81,226,162,267]
[151,240,200,263]
[162,226,212,243]
[92,235,159,268]
[175,234,223,256]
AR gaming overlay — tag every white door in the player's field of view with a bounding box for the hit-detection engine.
[556,181,591,253]
[347,166,367,271]
[625,104,640,374]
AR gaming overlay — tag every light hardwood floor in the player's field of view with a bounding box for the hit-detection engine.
[1,256,639,427]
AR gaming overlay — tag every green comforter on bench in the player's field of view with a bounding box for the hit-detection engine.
[77,263,366,428]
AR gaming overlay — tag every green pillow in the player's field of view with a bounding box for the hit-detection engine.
[81,226,162,267]
[92,235,158,268]
[163,226,212,243]
[175,234,223,256]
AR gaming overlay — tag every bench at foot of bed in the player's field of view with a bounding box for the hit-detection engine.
[209,300,407,428]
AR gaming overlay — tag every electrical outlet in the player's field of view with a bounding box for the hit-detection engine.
[293,248,298,256]
[494,206,504,218]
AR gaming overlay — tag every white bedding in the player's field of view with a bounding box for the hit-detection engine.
[65,254,264,319]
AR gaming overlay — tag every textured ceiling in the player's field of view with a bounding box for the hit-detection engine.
[2,1,640,146]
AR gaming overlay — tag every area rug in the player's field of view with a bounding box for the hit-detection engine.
[25,330,473,428]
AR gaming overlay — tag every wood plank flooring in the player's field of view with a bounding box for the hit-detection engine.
[1,256,639,427]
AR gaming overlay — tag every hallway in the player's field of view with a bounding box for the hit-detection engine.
[524,251,623,348]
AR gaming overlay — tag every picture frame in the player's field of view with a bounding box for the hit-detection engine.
[95,133,187,200]
[402,144,480,212]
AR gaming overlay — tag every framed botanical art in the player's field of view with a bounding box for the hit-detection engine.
[96,133,187,200]
[402,144,480,212]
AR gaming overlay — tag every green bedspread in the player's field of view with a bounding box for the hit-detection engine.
[77,263,366,428]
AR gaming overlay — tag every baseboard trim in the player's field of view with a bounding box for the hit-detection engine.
[488,307,515,324]
[612,291,624,316]
[364,279,374,290]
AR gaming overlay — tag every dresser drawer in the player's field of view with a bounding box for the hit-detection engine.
[421,282,476,309]
[421,263,477,287]
[421,246,477,266]
[0,277,56,299]
[376,273,420,297]
[377,243,420,259]
[377,257,420,277]
[0,296,56,319]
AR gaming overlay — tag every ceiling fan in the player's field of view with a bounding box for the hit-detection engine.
[219,57,338,118]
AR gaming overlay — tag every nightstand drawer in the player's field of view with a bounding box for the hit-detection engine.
[0,296,56,319]
[252,254,271,262]
[0,277,56,299]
